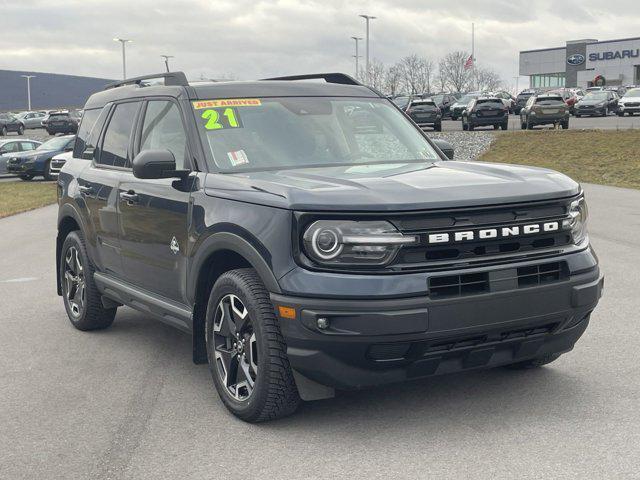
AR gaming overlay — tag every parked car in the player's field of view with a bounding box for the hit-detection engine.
[391,95,411,110]
[49,151,73,177]
[406,99,442,131]
[492,90,516,112]
[548,88,579,114]
[605,86,627,97]
[0,139,42,174]
[55,71,602,423]
[45,111,81,135]
[574,90,619,117]
[461,96,509,130]
[520,93,570,129]
[15,111,47,129]
[5,135,74,180]
[0,113,25,136]
[514,89,536,114]
[430,93,457,117]
[450,93,480,120]
[617,88,640,116]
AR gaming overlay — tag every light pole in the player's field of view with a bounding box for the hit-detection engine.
[20,75,35,110]
[350,37,362,79]
[161,55,174,72]
[113,38,132,79]
[359,14,376,84]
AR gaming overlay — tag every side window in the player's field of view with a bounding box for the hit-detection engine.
[139,100,187,169]
[98,102,139,167]
[0,142,19,153]
[20,142,36,151]
[73,107,103,159]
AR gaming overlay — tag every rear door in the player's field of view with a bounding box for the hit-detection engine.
[118,98,194,303]
[77,101,142,278]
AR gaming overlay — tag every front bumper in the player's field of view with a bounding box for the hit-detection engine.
[575,106,606,116]
[272,249,603,390]
[619,105,640,114]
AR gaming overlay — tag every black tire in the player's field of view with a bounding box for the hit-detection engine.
[434,122,442,132]
[561,121,569,130]
[19,174,33,181]
[617,111,625,117]
[462,120,468,131]
[468,122,474,131]
[526,120,533,130]
[18,124,24,135]
[1,126,6,136]
[602,107,608,117]
[575,114,581,118]
[451,115,457,121]
[60,230,117,331]
[43,160,53,181]
[206,268,300,422]
[506,352,562,370]
[501,121,508,130]
[493,124,499,130]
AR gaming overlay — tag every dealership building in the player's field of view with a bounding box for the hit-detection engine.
[519,37,640,89]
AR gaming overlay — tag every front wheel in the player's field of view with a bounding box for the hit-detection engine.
[60,230,117,330]
[206,269,300,422]
[19,174,33,181]
[43,160,53,181]
[18,125,24,135]
[501,121,508,130]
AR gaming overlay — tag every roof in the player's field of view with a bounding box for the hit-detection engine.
[84,75,378,109]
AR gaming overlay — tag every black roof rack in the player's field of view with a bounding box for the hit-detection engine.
[261,73,362,86]
[104,72,189,90]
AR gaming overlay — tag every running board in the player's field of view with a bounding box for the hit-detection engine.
[93,272,192,332]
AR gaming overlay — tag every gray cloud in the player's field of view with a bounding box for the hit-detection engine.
[1,0,639,90]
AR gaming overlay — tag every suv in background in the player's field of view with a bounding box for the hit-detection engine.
[45,111,81,135]
[617,88,640,116]
[514,89,536,114]
[406,99,442,131]
[55,72,602,422]
[0,113,25,136]
[461,96,509,130]
[520,93,570,129]
[450,93,480,120]
[430,93,457,117]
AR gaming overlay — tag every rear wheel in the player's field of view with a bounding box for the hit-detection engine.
[501,121,508,130]
[434,122,442,132]
[493,124,499,130]
[60,230,116,331]
[526,120,534,130]
[206,269,300,422]
[19,174,33,181]
[561,120,569,130]
[506,352,562,370]
[618,111,625,117]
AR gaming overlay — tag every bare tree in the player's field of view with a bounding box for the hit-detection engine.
[474,66,504,91]
[438,51,472,92]
[398,55,433,95]
[366,59,387,92]
[384,64,403,96]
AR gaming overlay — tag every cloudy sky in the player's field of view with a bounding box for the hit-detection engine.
[1,0,639,89]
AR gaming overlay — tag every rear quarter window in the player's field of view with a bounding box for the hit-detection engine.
[74,107,109,160]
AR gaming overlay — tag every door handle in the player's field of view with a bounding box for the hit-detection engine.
[78,185,93,196]
[119,190,139,204]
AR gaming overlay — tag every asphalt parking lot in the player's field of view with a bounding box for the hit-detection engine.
[1,183,639,479]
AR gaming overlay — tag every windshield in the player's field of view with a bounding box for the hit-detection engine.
[624,89,640,98]
[194,97,440,172]
[536,96,565,105]
[584,92,608,100]
[37,136,70,150]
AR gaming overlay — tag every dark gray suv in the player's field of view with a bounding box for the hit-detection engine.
[56,72,603,422]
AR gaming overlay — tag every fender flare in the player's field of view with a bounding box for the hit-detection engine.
[56,202,87,295]
[187,231,282,305]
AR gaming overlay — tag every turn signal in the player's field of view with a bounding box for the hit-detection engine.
[278,305,296,319]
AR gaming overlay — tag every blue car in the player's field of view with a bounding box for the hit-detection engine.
[6,135,75,180]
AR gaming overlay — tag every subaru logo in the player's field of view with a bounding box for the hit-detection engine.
[567,54,585,66]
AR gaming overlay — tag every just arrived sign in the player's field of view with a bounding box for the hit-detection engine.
[589,49,640,61]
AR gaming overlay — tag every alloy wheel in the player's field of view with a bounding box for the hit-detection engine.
[63,246,85,317]
[213,294,258,401]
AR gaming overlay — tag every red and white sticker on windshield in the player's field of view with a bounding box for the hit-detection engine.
[227,149,249,167]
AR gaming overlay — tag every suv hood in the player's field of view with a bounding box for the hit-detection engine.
[204,161,580,211]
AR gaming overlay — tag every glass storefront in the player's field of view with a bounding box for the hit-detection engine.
[530,73,566,88]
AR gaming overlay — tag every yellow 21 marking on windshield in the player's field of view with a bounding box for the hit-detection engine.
[201,108,240,130]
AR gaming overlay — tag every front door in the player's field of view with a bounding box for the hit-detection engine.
[118,99,193,303]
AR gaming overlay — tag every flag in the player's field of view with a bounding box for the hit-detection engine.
[464,55,474,70]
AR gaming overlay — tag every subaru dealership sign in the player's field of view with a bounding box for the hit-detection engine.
[589,49,640,61]
[567,54,585,65]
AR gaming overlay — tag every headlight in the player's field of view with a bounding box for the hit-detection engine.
[563,196,589,245]
[303,220,418,266]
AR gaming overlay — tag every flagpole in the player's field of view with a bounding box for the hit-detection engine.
[471,22,475,90]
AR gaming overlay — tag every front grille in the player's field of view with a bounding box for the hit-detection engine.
[367,321,559,362]
[626,102,640,107]
[388,198,573,270]
[428,261,567,299]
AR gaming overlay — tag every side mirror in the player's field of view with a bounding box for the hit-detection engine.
[432,139,454,160]
[132,149,180,179]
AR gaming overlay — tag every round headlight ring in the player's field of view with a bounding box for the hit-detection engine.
[311,227,343,260]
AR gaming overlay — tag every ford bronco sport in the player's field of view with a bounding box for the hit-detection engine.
[56,72,603,422]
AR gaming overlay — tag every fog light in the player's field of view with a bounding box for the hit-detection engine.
[317,317,330,330]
